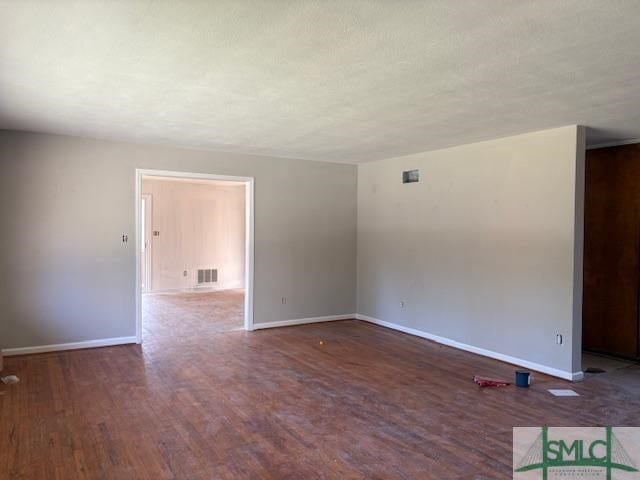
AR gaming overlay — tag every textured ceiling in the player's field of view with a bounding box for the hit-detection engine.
[1,1,640,163]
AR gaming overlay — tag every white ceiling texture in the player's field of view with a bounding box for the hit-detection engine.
[1,1,640,162]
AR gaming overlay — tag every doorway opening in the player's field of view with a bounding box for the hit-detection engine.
[135,170,254,343]
[582,143,640,375]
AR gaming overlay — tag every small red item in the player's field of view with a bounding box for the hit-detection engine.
[474,375,510,388]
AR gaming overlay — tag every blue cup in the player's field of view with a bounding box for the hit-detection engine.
[515,370,530,388]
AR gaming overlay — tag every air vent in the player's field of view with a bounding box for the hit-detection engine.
[402,169,419,184]
[197,268,218,284]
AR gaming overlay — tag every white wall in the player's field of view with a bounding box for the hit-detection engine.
[142,178,245,292]
[0,131,357,350]
[357,126,585,378]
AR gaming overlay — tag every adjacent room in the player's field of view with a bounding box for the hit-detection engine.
[140,174,248,344]
[1,2,640,479]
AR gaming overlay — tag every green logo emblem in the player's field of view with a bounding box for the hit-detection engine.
[515,427,638,479]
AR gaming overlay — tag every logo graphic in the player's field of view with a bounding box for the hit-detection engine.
[514,427,639,479]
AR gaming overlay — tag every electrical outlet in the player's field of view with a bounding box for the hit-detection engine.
[281,297,287,305]
[556,333,563,345]
[399,301,405,309]
[183,270,188,277]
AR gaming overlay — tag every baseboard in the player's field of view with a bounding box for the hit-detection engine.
[356,314,583,382]
[2,317,584,381]
[3,336,138,357]
[253,314,355,330]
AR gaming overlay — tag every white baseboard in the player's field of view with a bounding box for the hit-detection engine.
[253,314,355,330]
[3,336,138,357]
[356,314,583,382]
[2,316,584,381]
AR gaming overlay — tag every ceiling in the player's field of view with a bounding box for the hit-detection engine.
[1,1,640,163]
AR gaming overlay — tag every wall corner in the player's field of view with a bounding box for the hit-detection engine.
[571,125,587,374]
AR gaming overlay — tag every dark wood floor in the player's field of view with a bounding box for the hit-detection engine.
[2,315,639,479]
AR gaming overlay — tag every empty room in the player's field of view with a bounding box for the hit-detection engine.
[1,2,639,479]
[140,174,249,344]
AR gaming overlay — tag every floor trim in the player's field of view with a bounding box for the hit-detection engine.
[3,336,138,357]
[253,314,355,330]
[356,314,583,381]
[3,316,584,381]
[2,315,355,355]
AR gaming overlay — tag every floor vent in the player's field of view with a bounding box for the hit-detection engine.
[197,268,218,284]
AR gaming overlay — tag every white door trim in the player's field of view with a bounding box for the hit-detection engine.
[135,169,255,343]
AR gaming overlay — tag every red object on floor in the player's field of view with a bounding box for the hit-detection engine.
[474,375,510,388]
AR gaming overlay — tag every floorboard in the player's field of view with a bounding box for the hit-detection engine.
[1,303,639,478]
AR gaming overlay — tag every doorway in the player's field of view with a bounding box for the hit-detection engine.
[582,144,640,360]
[141,193,152,293]
[135,169,254,343]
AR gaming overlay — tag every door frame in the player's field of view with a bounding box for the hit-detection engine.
[135,169,255,343]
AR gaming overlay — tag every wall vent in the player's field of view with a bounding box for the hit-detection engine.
[197,268,218,284]
[402,169,420,184]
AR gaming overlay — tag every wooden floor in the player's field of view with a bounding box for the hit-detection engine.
[142,289,245,339]
[2,310,639,479]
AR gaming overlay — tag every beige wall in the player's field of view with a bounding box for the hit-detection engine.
[0,126,586,377]
[142,178,245,292]
[357,126,585,377]
[0,131,357,349]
